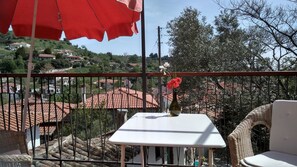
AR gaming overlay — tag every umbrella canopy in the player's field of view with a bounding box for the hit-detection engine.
[0,0,142,131]
[0,0,141,41]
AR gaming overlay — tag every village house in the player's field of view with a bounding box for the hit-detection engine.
[8,42,31,50]
[54,49,74,56]
[93,79,119,89]
[38,54,56,60]
[0,101,74,149]
[65,55,83,63]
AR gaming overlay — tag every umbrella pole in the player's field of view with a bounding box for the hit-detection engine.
[22,0,38,132]
[141,0,147,112]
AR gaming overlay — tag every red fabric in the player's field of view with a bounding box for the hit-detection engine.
[0,0,18,34]
[0,0,141,41]
[12,0,62,40]
[117,0,143,12]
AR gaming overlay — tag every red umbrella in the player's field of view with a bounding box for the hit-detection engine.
[0,0,141,41]
[0,0,142,131]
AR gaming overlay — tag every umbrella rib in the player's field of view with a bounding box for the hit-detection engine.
[54,0,65,33]
[86,0,106,30]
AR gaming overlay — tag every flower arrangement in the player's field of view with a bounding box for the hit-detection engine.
[159,62,170,75]
[159,62,182,116]
[159,62,182,91]
[167,77,182,90]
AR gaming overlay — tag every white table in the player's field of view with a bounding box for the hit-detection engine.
[109,112,226,167]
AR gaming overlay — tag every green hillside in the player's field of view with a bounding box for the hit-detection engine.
[0,31,160,74]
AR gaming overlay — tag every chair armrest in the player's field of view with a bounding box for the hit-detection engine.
[0,154,32,167]
[228,103,272,167]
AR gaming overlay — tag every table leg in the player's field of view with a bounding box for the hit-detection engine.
[140,146,145,167]
[121,145,125,167]
[198,148,203,167]
[208,148,214,167]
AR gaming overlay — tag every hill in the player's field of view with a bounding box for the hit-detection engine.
[0,31,160,74]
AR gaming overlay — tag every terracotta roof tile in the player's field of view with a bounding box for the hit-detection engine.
[32,133,139,166]
[83,87,159,109]
[38,54,55,58]
[0,102,73,134]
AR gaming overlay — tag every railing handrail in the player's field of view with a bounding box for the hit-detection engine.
[1,71,297,166]
[1,71,297,77]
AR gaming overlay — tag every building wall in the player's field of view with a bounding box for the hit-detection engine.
[26,125,40,149]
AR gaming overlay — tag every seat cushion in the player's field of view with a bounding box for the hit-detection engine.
[243,151,297,167]
[270,100,297,155]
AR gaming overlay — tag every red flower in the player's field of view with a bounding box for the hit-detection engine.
[167,77,182,89]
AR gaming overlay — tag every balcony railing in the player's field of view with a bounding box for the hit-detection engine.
[1,71,297,166]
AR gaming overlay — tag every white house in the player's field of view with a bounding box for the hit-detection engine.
[26,125,41,149]
[8,42,31,50]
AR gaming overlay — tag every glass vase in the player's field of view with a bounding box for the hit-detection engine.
[169,90,181,116]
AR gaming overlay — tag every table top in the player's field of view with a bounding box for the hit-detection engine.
[109,112,226,148]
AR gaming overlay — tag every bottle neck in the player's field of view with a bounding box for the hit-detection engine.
[172,90,177,101]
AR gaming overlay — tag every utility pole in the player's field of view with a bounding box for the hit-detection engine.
[158,26,167,165]
[158,26,164,112]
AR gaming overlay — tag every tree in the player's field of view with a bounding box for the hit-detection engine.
[33,49,39,58]
[0,31,14,44]
[106,52,113,60]
[212,10,250,71]
[216,0,297,102]
[88,65,103,73]
[51,59,71,69]
[0,59,17,73]
[129,66,141,72]
[128,54,139,63]
[60,107,114,140]
[41,63,54,73]
[244,26,274,71]
[166,7,215,111]
[15,57,25,70]
[149,53,158,59]
[55,53,63,59]
[33,60,66,73]
[44,47,52,54]
[167,7,214,72]
[63,38,72,45]
[220,0,297,70]
[15,47,27,60]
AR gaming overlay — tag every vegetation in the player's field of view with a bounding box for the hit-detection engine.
[219,0,297,71]
[1,0,296,162]
[60,103,114,140]
[165,0,297,159]
[0,33,153,74]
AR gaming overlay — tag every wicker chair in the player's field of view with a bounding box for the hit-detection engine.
[228,103,272,167]
[228,100,297,167]
[0,130,32,167]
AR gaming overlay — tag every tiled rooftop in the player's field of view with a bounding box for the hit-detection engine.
[0,101,73,135]
[32,132,139,167]
[83,87,159,109]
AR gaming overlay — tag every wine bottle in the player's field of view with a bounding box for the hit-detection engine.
[169,90,181,116]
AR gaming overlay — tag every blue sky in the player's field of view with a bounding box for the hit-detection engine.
[70,0,288,57]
